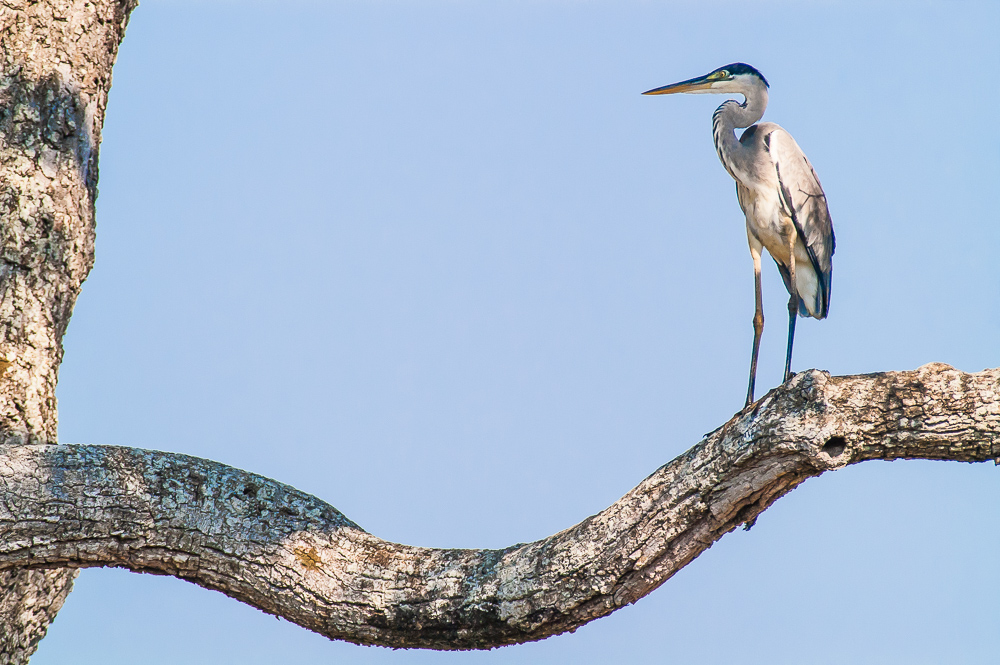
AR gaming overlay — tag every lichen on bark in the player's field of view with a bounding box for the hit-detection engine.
[0,0,998,659]
[1,364,997,650]
[0,0,137,660]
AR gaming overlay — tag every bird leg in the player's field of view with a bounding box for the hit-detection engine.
[784,234,799,383]
[784,297,798,382]
[745,246,764,408]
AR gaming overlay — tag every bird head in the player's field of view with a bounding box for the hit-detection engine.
[642,63,769,96]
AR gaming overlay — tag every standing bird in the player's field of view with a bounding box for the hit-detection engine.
[643,63,834,407]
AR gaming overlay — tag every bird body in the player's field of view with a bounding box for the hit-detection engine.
[644,63,834,406]
[735,122,833,319]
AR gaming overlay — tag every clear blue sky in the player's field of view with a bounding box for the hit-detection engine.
[34,2,999,663]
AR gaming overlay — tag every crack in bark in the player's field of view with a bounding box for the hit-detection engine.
[0,0,996,656]
[0,363,996,650]
[0,1,137,659]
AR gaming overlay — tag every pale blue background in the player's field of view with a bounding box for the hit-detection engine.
[33,1,999,663]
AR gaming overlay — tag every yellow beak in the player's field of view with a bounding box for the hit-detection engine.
[642,74,714,95]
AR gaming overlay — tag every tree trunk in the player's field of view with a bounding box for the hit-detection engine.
[0,0,997,658]
[0,569,77,665]
[0,0,135,660]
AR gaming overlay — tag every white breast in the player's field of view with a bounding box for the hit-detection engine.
[742,180,823,317]
[743,184,787,256]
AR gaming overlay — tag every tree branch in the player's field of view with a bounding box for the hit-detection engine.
[1,363,996,650]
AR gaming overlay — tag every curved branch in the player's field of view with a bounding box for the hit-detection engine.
[1,364,997,649]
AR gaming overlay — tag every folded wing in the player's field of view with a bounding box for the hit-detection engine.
[766,128,835,319]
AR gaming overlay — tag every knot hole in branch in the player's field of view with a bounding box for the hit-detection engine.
[822,436,847,458]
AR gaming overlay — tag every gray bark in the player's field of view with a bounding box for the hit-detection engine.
[1,363,997,650]
[0,0,136,661]
[0,0,997,658]
[0,569,76,664]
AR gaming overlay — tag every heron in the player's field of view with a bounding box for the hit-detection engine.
[643,63,834,407]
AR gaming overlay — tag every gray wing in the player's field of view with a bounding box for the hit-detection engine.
[766,128,835,318]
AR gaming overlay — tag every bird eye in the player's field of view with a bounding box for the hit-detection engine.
[720,70,730,78]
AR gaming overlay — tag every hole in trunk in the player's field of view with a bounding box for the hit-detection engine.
[822,436,847,457]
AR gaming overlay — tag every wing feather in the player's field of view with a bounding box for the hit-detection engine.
[766,129,835,318]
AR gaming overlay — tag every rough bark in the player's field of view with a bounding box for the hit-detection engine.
[0,0,136,660]
[0,0,996,657]
[1,363,996,650]
[0,568,76,664]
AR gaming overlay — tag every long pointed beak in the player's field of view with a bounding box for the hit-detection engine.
[642,74,714,95]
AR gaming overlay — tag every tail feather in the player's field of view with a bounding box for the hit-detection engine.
[774,258,831,320]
